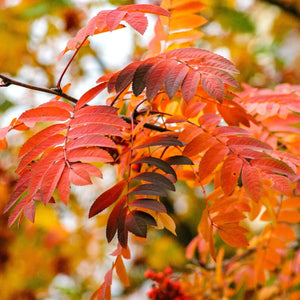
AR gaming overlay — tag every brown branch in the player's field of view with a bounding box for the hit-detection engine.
[260,0,300,19]
[0,73,168,132]
[0,74,78,104]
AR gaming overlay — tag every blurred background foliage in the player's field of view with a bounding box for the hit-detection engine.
[0,0,300,299]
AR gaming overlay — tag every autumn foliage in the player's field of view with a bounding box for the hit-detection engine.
[0,1,299,299]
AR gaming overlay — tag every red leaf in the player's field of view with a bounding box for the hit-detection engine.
[23,200,35,223]
[201,74,224,102]
[199,143,229,181]
[67,135,116,150]
[130,199,166,212]
[131,172,175,191]
[106,196,126,242]
[57,167,70,205]
[227,137,272,151]
[118,4,170,17]
[41,160,66,204]
[18,124,66,158]
[198,67,238,87]
[27,147,64,198]
[16,134,65,174]
[19,107,70,126]
[265,174,293,196]
[124,12,148,35]
[68,124,122,139]
[69,167,92,186]
[198,113,222,130]
[75,82,108,110]
[73,105,118,117]
[67,147,113,163]
[106,10,127,31]
[181,69,200,103]
[4,170,31,212]
[213,126,252,137]
[8,194,31,227]
[70,113,127,128]
[89,180,127,218]
[221,154,243,195]
[251,157,295,176]
[242,164,262,202]
[164,64,189,99]
[145,59,178,100]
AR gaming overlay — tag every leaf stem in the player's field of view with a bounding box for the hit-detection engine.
[56,36,88,90]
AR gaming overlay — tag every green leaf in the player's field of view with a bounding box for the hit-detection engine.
[216,7,255,33]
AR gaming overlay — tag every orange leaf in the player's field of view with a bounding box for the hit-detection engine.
[218,224,249,247]
[272,223,295,240]
[115,255,130,286]
[221,154,243,195]
[199,143,229,181]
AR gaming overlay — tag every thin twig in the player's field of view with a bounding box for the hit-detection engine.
[0,74,78,104]
[56,36,88,90]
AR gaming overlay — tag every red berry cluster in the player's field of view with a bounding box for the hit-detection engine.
[145,267,190,300]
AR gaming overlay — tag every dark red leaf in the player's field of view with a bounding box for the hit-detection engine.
[106,196,126,242]
[165,155,194,165]
[125,211,157,238]
[89,180,127,218]
[131,172,175,191]
[132,57,161,96]
[145,59,178,100]
[130,199,166,213]
[117,206,129,248]
[131,156,177,180]
[128,184,168,197]
[134,134,184,149]
[115,61,141,93]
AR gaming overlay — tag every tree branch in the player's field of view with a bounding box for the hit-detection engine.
[261,0,300,19]
[0,74,168,132]
[0,74,78,104]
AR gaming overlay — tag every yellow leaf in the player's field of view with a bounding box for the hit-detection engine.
[157,213,177,235]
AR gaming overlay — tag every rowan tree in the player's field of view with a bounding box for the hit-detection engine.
[0,0,299,299]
